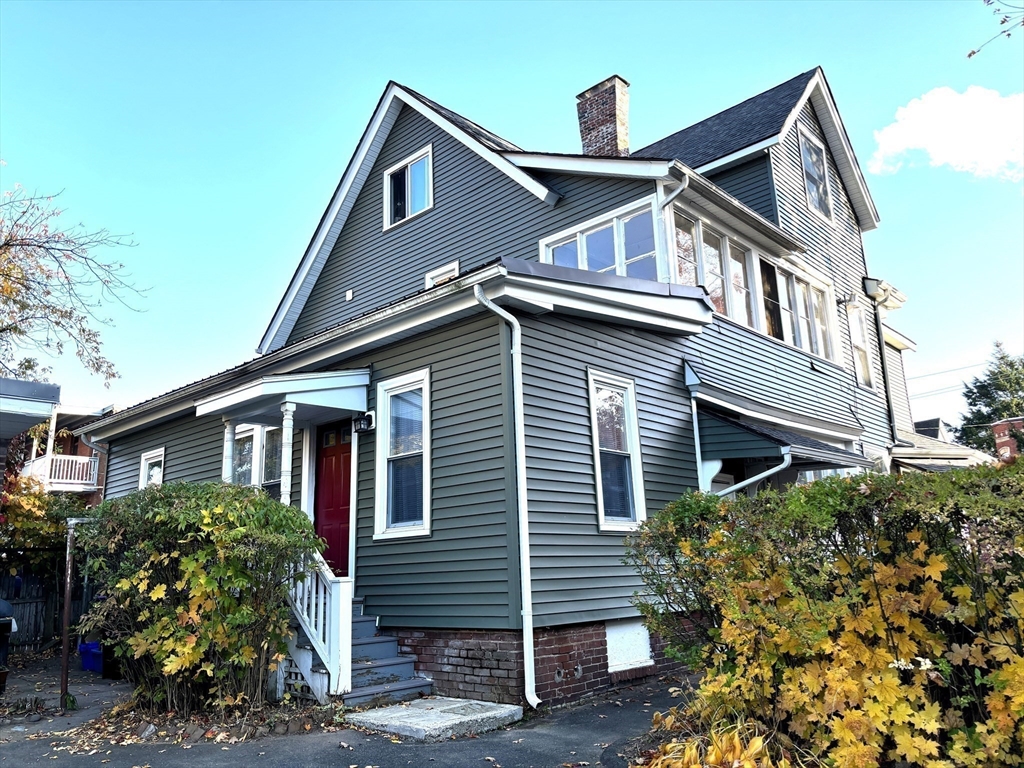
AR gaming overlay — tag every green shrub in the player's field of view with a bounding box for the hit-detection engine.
[78,482,322,716]
[627,461,1024,767]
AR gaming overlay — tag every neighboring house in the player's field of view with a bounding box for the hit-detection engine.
[992,417,1024,461]
[78,68,937,707]
[19,405,112,505]
[0,378,60,462]
[880,329,994,472]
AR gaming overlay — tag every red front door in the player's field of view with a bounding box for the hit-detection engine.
[315,420,351,576]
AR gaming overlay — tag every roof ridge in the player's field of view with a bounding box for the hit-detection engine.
[395,82,524,153]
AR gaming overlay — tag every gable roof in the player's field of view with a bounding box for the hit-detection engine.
[635,67,879,232]
[257,82,558,355]
[633,70,818,169]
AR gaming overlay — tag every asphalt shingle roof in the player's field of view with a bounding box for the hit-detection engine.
[400,84,523,153]
[633,69,818,168]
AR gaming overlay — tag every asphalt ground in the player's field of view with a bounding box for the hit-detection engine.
[0,678,684,768]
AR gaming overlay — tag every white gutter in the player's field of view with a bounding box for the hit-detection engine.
[714,449,793,497]
[473,285,541,709]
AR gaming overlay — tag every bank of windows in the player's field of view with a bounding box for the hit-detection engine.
[374,369,431,540]
[383,145,432,229]
[548,206,658,282]
[588,370,646,532]
[674,212,835,362]
[232,426,284,493]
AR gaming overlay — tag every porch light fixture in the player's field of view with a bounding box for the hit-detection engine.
[353,411,375,434]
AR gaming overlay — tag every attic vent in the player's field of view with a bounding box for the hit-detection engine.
[425,260,460,289]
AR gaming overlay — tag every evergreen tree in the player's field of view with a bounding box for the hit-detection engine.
[955,342,1024,453]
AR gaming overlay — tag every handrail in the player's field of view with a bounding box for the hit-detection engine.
[22,455,100,488]
[287,550,352,696]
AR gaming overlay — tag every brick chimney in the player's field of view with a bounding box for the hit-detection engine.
[576,75,630,157]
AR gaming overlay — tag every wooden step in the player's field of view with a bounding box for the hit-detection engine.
[352,635,399,661]
[352,615,379,639]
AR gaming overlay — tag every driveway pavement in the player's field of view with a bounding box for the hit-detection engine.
[1,677,685,768]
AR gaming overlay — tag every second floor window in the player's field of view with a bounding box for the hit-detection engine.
[675,213,755,327]
[549,207,657,281]
[384,146,432,228]
[847,303,874,388]
[759,259,834,360]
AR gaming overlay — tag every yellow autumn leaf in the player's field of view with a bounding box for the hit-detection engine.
[149,583,167,600]
[923,554,947,582]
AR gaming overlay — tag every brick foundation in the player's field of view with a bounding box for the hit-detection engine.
[388,621,679,707]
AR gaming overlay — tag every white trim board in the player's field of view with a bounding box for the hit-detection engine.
[257,83,558,355]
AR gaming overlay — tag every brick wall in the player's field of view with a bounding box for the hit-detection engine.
[576,76,630,157]
[388,622,681,707]
[389,629,525,705]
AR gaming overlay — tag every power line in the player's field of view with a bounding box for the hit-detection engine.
[909,385,964,400]
[906,362,986,381]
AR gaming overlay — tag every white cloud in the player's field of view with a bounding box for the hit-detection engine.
[868,86,1023,182]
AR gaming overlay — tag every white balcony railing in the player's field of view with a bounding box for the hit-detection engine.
[22,454,100,490]
[287,551,352,696]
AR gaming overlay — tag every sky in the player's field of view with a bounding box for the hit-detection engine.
[1,0,1022,426]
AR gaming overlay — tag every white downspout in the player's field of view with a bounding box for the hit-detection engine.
[473,285,541,709]
[690,398,704,492]
[714,449,793,497]
[660,173,689,210]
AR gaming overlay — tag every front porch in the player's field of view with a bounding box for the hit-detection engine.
[22,454,101,493]
[194,368,432,705]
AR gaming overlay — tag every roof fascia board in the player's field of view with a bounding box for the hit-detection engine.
[779,72,880,231]
[394,87,559,206]
[258,86,402,354]
[503,153,675,180]
[882,324,917,351]
[258,84,559,355]
[694,136,780,175]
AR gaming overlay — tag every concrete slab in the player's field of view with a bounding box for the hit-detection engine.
[345,695,522,742]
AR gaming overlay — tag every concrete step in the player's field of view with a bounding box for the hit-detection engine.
[351,656,417,688]
[352,635,399,662]
[342,677,433,708]
[352,615,378,639]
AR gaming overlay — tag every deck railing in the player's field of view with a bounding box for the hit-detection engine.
[22,455,100,490]
[287,551,352,695]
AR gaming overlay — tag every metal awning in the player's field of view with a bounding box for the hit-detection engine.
[698,411,874,470]
[194,369,370,425]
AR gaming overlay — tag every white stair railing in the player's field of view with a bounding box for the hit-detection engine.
[287,551,352,696]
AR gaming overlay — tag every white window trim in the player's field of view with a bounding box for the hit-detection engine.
[139,447,165,489]
[382,144,434,231]
[846,299,876,390]
[373,368,431,540]
[231,425,283,487]
[797,126,834,225]
[539,195,666,282]
[587,369,646,533]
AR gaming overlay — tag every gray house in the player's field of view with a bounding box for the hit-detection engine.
[79,68,919,707]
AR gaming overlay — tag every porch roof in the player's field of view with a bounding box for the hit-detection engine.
[194,369,370,425]
[698,411,874,470]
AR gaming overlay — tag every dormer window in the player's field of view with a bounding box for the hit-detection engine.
[384,145,433,229]
[799,130,832,220]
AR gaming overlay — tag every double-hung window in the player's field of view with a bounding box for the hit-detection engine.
[232,426,284,492]
[847,302,874,388]
[799,129,833,220]
[674,213,755,327]
[548,206,658,281]
[383,145,432,228]
[374,369,431,539]
[588,370,645,532]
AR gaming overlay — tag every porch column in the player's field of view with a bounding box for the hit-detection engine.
[44,406,58,457]
[221,418,236,483]
[280,402,296,506]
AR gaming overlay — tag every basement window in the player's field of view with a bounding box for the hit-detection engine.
[384,145,433,228]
